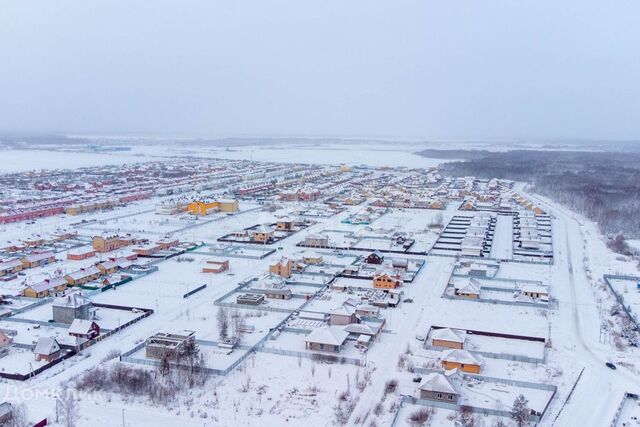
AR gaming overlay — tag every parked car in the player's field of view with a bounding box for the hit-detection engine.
[412,376,422,383]
[404,298,414,303]
[606,362,617,370]
[415,334,426,342]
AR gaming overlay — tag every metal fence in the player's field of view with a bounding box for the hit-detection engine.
[609,392,638,427]
[258,346,363,366]
[603,274,640,327]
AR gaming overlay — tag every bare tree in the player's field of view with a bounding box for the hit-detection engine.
[57,388,80,427]
[217,307,229,340]
[455,406,476,427]
[157,352,171,377]
[230,309,244,343]
[8,403,29,427]
[511,394,531,427]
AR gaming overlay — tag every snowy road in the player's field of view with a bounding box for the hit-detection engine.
[520,186,640,426]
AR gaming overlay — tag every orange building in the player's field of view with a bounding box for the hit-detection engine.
[202,259,229,274]
[92,235,133,253]
[269,258,292,278]
[440,349,482,374]
[252,225,274,243]
[187,199,239,216]
[373,271,402,289]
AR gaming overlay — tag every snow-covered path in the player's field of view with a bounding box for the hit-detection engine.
[347,256,455,425]
[490,214,513,260]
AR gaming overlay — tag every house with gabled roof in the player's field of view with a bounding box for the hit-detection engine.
[34,337,61,362]
[64,266,101,286]
[431,328,467,349]
[20,251,55,269]
[23,277,68,298]
[454,278,481,299]
[0,259,23,276]
[68,319,100,340]
[373,270,402,289]
[365,251,384,265]
[329,305,358,325]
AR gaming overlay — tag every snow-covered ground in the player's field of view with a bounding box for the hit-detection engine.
[1,146,639,427]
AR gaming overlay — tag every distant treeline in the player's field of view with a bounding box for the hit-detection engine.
[426,149,640,238]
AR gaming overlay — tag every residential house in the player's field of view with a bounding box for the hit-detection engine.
[52,293,94,324]
[0,259,23,277]
[34,337,61,362]
[373,271,402,289]
[304,234,329,247]
[431,328,466,349]
[460,236,483,257]
[329,305,358,325]
[68,319,100,340]
[133,243,161,257]
[365,251,384,265]
[20,251,55,269]
[251,225,275,243]
[269,257,293,278]
[304,326,349,353]
[343,322,382,339]
[440,349,482,374]
[391,258,409,270]
[355,304,380,318]
[276,218,294,231]
[156,238,180,250]
[519,283,549,300]
[67,246,96,261]
[418,370,462,402]
[454,278,481,299]
[92,234,133,253]
[64,266,101,286]
[468,261,499,278]
[301,251,323,265]
[96,260,119,275]
[23,277,68,298]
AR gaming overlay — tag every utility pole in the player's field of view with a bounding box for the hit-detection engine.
[122,408,125,427]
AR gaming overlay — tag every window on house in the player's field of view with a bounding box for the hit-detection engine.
[436,393,442,399]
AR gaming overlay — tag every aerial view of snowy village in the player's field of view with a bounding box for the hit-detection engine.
[1,1,640,427]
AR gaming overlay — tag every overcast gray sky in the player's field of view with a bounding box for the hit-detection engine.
[0,0,639,140]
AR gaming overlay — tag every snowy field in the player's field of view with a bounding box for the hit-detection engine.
[0,142,452,172]
[187,142,450,168]
[0,149,155,173]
